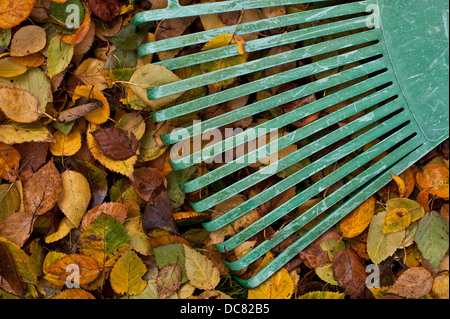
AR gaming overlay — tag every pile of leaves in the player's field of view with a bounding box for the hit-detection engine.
[0,0,449,300]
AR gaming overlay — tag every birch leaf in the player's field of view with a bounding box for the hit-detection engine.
[47,36,74,77]
[110,249,147,295]
[183,244,220,290]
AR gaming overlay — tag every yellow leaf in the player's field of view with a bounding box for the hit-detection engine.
[73,85,110,125]
[49,127,82,157]
[339,196,376,238]
[0,87,39,123]
[0,122,54,145]
[86,123,137,177]
[247,267,295,299]
[74,58,108,91]
[298,291,345,299]
[110,249,147,295]
[57,170,91,228]
[42,250,67,286]
[45,217,75,244]
[0,57,28,78]
[382,208,412,234]
[0,0,36,29]
[124,218,152,256]
[44,254,100,285]
[391,174,406,197]
[184,244,220,290]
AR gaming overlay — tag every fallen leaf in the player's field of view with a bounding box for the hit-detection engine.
[10,25,46,57]
[47,36,74,77]
[81,202,127,230]
[385,198,425,223]
[414,211,449,271]
[49,127,82,157]
[57,170,91,228]
[51,288,96,299]
[23,160,62,216]
[391,174,407,197]
[0,184,21,223]
[388,267,433,298]
[0,211,34,247]
[0,87,39,123]
[92,127,138,161]
[0,240,24,297]
[332,248,367,298]
[44,253,100,285]
[142,190,179,237]
[297,291,345,299]
[130,167,166,201]
[0,0,37,29]
[339,196,375,238]
[124,218,152,256]
[45,217,75,244]
[74,58,108,91]
[70,159,108,208]
[0,143,20,182]
[157,263,182,299]
[73,85,110,125]
[0,57,28,77]
[416,163,450,199]
[86,0,120,23]
[367,211,406,264]
[59,2,91,44]
[110,249,147,295]
[184,244,220,290]
[416,190,431,213]
[383,208,412,234]
[13,142,49,179]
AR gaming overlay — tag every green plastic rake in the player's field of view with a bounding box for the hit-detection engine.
[135,0,449,289]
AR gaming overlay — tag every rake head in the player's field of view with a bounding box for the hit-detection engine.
[135,0,449,288]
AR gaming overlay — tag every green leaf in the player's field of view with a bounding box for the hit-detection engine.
[107,18,153,51]
[104,48,137,70]
[0,122,54,144]
[386,198,425,223]
[166,167,196,210]
[367,211,406,264]
[79,214,129,269]
[49,0,84,28]
[0,184,21,224]
[47,37,74,77]
[414,211,449,271]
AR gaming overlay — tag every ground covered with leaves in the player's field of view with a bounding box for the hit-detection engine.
[0,0,449,300]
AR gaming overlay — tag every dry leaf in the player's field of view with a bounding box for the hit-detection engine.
[388,267,433,298]
[110,249,147,295]
[81,202,128,230]
[10,25,46,57]
[44,254,100,285]
[130,167,166,201]
[86,0,120,23]
[332,248,367,298]
[0,211,34,247]
[0,87,39,123]
[156,263,182,299]
[0,143,20,182]
[23,160,62,216]
[92,127,138,161]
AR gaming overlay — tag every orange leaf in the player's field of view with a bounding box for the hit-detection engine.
[81,202,128,230]
[416,163,449,199]
[416,190,431,213]
[51,288,96,299]
[391,174,406,197]
[59,3,91,44]
[0,143,20,182]
[0,0,37,29]
[44,254,100,285]
[339,196,376,238]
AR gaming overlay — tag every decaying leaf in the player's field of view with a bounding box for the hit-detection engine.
[0,122,53,145]
[0,240,24,297]
[129,167,166,201]
[156,263,182,299]
[142,190,179,237]
[332,248,367,298]
[0,143,20,182]
[23,160,62,216]
[388,267,433,298]
[383,208,412,234]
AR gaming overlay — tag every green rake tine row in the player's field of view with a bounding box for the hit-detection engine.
[182,73,395,194]
[195,80,396,217]
[153,25,379,122]
[217,115,414,254]
[136,1,367,55]
[156,15,369,71]
[169,46,387,171]
[234,136,425,288]
[196,97,404,216]
[147,29,381,100]
[162,53,386,147]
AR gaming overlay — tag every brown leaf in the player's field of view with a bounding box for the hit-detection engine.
[130,167,166,201]
[0,143,20,182]
[91,127,138,161]
[156,16,197,41]
[0,212,35,247]
[156,263,182,299]
[388,267,433,298]
[13,142,49,182]
[332,248,367,298]
[23,160,62,216]
[81,202,128,230]
[0,240,24,298]
[142,190,180,237]
[299,227,341,269]
[86,0,121,23]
